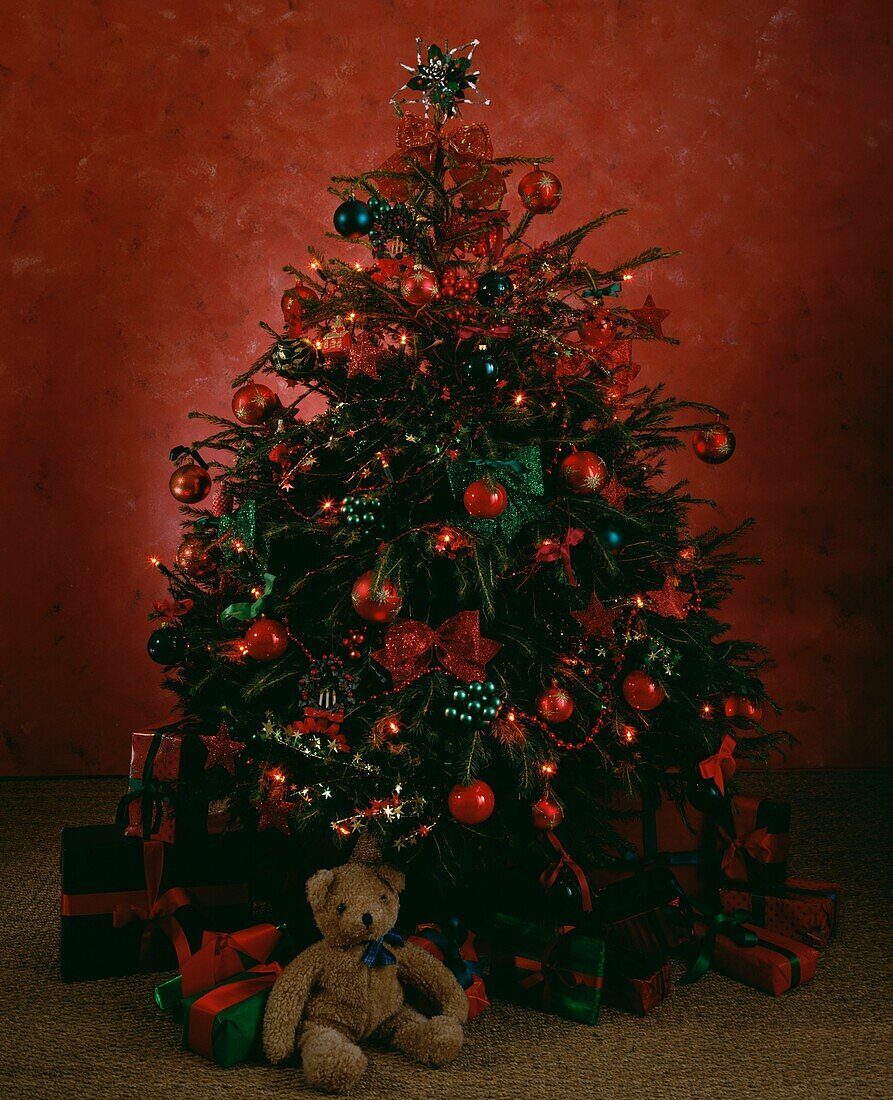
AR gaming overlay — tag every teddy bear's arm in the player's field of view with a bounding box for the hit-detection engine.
[263,942,324,1064]
[396,943,469,1023]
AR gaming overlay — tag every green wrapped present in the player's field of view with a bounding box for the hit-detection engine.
[447,444,545,542]
[491,914,605,1024]
[181,963,282,1067]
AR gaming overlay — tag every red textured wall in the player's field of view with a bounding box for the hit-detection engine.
[2,1,890,775]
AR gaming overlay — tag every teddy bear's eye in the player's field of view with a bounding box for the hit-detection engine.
[380,894,387,901]
[336,902,347,915]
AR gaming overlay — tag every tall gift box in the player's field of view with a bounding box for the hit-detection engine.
[717,794,791,889]
[121,727,207,843]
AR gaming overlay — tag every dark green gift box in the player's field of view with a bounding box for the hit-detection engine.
[490,913,605,1024]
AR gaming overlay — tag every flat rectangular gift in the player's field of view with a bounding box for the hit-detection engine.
[603,949,672,1016]
[691,917,819,995]
[719,878,841,949]
[717,794,791,889]
[490,913,605,1025]
[59,825,252,981]
[407,920,489,1020]
[122,727,206,843]
[181,963,282,1067]
[595,866,694,957]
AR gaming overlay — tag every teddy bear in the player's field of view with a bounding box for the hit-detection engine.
[263,833,468,1093]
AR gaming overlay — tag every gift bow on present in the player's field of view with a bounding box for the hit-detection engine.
[679,907,758,984]
[514,929,602,1005]
[186,963,283,1061]
[110,841,195,969]
[534,528,585,587]
[372,610,500,690]
[539,831,593,912]
[411,920,483,989]
[180,923,283,998]
[718,824,773,881]
[698,734,737,794]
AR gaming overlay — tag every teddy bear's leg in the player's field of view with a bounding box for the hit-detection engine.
[299,1021,368,1094]
[377,1005,464,1068]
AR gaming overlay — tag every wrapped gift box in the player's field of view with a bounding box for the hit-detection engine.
[60,825,252,981]
[603,949,672,1016]
[719,879,841,949]
[595,866,694,957]
[407,920,489,1020]
[689,916,819,996]
[181,963,282,1067]
[122,727,207,843]
[491,913,605,1025]
[716,795,791,889]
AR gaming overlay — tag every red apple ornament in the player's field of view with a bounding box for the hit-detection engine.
[448,780,496,825]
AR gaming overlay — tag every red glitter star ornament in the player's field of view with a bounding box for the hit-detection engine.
[571,592,621,640]
[631,294,670,337]
[646,575,690,620]
[601,476,630,510]
[347,331,381,380]
[256,797,293,835]
[201,724,246,774]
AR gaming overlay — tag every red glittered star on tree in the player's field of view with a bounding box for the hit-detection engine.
[256,796,293,835]
[571,591,621,640]
[601,476,630,510]
[631,294,670,337]
[200,723,246,775]
[646,575,690,620]
[347,331,381,380]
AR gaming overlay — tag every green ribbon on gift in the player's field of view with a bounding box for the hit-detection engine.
[448,445,545,542]
[218,500,266,567]
[679,908,758,985]
[220,574,275,625]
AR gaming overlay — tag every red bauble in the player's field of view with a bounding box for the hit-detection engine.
[579,310,614,348]
[281,282,318,338]
[518,168,563,213]
[463,479,508,519]
[400,266,439,306]
[232,383,279,425]
[723,694,764,725]
[175,536,216,578]
[351,571,403,623]
[692,422,736,464]
[559,451,608,495]
[531,797,564,831]
[243,618,289,661]
[536,686,575,724]
[622,670,666,711]
[169,464,211,504]
[448,780,496,825]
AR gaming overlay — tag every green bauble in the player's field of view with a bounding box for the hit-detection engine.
[443,680,503,731]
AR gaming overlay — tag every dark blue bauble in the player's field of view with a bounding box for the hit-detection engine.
[595,518,626,554]
[147,627,186,666]
[333,199,373,239]
[460,349,500,390]
[687,773,726,813]
[476,270,514,307]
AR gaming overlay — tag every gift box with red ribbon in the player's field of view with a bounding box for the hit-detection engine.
[719,878,841,950]
[407,919,489,1020]
[595,866,694,957]
[603,949,672,1016]
[59,825,252,981]
[491,913,605,1025]
[716,794,791,889]
[120,727,205,844]
[181,963,283,1067]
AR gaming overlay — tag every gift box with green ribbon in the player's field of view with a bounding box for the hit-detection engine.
[181,963,283,1067]
[446,444,545,542]
[119,727,206,843]
[718,879,841,950]
[490,913,605,1024]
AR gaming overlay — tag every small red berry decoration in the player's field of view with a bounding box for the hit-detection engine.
[531,796,564,831]
[169,464,211,504]
[400,265,439,306]
[579,310,614,348]
[518,167,562,213]
[243,618,289,661]
[463,479,508,519]
[536,685,574,724]
[723,694,764,724]
[351,570,403,623]
[622,670,666,711]
[232,382,279,425]
[448,780,496,825]
[692,422,736,464]
[559,451,608,495]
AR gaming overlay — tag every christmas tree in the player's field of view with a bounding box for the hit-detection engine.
[148,41,784,914]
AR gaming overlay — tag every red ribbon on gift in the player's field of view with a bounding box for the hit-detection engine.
[372,610,500,690]
[514,930,602,1007]
[718,825,773,881]
[534,528,585,587]
[698,734,737,794]
[186,963,282,1061]
[180,923,283,998]
[539,831,592,912]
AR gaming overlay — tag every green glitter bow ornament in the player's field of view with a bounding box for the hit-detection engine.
[447,444,546,542]
[217,500,268,569]
[396,39,486,119]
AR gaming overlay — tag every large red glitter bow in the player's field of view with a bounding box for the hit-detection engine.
[534,528,585,587]
[717,824,773,881]
[372,610,500,690]
[374,116,506,206]
[698,734,738,795]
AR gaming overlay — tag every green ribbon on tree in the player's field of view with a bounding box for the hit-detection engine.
[466,457,529,477]
[679,908,758,985]
[221,574,275,625]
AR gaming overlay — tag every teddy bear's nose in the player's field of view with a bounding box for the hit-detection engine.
[361,912,373,928]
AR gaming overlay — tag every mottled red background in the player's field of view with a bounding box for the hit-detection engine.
[2,1,890,775]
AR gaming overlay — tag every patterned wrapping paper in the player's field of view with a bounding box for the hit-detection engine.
[717,795,791,889]
[491,913,605,1025]
[603,949,672,1016]
[407,920,489,1020]
[181,964,282,1067]
[122,728,205,844]
[595,866,694,957]
[690,917,819,996]
[719,879,841,950]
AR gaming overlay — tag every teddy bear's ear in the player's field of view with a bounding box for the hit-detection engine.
[376,863,406,894]
[306,867,336,909]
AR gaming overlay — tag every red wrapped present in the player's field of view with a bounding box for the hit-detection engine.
[604,949,672,1016]
[181,963,283,1067]
[596,866,694,957]
[719,879,841,949]
[717,794,790,888]
[407,919,489,1020]
[121,727,204,843]
[683,912,819,996]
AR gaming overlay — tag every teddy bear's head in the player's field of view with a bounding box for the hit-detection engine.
[306,834,405,947]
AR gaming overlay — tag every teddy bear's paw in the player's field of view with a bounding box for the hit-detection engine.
[301,1024,368,1094]
[395,1013,464,1067]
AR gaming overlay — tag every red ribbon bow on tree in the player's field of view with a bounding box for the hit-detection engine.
[698,734,738,795]
[372,610,500,690]
[455,322,515,344]
[152,598,194,625]
[534,528,585,587]
[717,825,773,880]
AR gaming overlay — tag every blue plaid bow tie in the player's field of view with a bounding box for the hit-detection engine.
[361,929,404,968]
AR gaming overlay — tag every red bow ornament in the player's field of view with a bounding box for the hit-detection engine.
[534,528,585,587]
[152,598,194,625]
[372,610,500,690]
[717,824,773,880]
[698,733,738,795]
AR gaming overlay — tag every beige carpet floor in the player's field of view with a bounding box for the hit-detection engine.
[1,772,891,1100]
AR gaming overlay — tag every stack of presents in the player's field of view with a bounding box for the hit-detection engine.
[59,727,841,1065]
